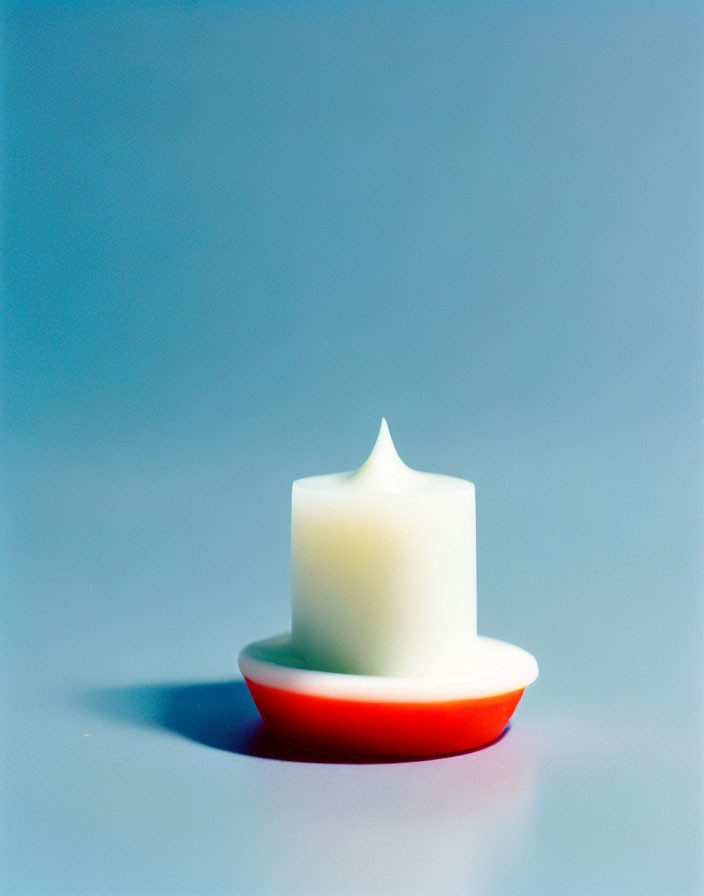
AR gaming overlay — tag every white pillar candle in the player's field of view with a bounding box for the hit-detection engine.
[290,420,477,678]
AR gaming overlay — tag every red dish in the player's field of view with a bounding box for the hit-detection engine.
[244,678,524,757]
[239,635,538,758]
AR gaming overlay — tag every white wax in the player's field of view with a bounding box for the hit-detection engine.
[290,420,477,678]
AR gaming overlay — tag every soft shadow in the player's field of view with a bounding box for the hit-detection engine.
[81,680,509,764]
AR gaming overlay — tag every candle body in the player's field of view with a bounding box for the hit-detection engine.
[291,467,477,679]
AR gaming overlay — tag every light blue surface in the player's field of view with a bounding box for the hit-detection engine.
[3,2,703,893]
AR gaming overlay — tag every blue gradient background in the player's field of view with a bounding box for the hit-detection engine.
[3,2,703,893]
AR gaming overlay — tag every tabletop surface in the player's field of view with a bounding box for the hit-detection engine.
[4,3,703,893]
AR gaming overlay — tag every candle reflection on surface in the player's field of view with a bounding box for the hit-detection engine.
[236,729,536,895]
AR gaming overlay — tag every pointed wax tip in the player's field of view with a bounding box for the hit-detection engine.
[346,418,429,491]
[347,417,410,487]
[371,417,397,458]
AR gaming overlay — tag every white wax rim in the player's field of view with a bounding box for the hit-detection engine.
[239,634,539,702]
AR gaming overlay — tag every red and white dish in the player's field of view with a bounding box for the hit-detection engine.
[239,634,538,758]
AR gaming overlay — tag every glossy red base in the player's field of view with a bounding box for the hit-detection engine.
[244,677,525,758]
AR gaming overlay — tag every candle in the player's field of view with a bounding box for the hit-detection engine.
[240,419,538,756]
[290,419,477,678]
